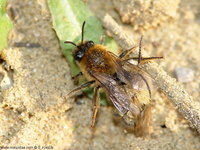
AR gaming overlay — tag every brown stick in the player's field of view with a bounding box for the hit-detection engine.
[102,14,200,133]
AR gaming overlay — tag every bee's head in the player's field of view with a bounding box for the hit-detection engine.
[64,21,94,61]
[72,40,94,61]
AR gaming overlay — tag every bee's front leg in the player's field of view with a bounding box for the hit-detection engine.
[65,80,95,98]
[72,72,83,80]
[72,72,83,85]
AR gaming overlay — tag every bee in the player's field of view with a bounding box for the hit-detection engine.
[64,21,163,137]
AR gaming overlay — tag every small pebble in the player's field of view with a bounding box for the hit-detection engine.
[0,72,13,91]
[174,67,194,83]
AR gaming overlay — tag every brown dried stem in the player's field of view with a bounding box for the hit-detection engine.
[102,14,200,133]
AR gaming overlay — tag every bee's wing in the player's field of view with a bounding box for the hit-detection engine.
[108,53,153,96]
[91,72,140,116]
[117,62,153,98]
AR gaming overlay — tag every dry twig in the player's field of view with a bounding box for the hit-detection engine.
[102,14,200,133]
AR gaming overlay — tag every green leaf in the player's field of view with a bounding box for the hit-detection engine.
[48,0,118,105]
[0,0,13,50]
[48,0,118,75]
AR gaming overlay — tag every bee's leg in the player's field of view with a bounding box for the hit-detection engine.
[119,35,145,60]
[140,57,164,64]
[119,46,137,59]
[138,35,163,64]
[122,35,163,63]
[72,72,83,80]
[123,56,163,64]
[134,105,152,138]
[72,72,83,85]
[91,86,101,128]
[65,80,95,98]
[137,35,143,64]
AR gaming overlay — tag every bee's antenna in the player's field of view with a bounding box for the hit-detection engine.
[81,21,86,44]
[64,41,78,47]
[64,21,86,47]
[138,35,143,64]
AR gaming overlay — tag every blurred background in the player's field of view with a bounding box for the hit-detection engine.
[0,0,200,149]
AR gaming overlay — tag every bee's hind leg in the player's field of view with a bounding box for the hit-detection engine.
[91,86,101,128]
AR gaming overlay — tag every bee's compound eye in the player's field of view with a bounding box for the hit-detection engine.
[77,51,84,58]
[74,50,84,61]
[87,41,94,48]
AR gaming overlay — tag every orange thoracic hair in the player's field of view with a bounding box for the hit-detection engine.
[78,44,119,81]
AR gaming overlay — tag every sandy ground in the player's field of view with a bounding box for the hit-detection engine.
[0,0,200,150]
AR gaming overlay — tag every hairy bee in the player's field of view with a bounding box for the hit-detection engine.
[65,21,162,137]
